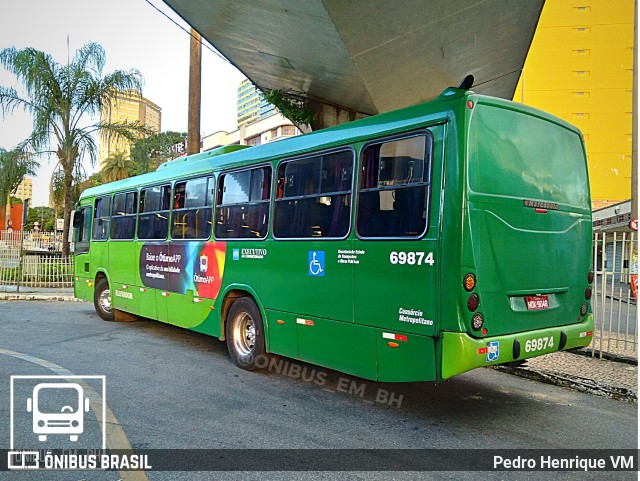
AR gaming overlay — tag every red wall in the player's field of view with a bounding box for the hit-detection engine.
[0,204,24,230]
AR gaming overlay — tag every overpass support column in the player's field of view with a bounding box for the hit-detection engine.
[308,100,369,131]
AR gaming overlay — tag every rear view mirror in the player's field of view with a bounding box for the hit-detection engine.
[72,210,84,228]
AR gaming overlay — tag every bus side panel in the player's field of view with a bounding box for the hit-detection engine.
[73,256,90,301]
[265,309,300,359]
[296,316,377,381]
[167,290,198,328]
[353,239,438,337]
[376,330,437,382]
[136,286,157,320]
[111,283,138,314]
[191,298,218,334]
[259,240,353,323]
[90,242,109,286]
[74,275,89,301]
[108,242,139,288]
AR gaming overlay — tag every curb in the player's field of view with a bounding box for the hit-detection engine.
[0,294,82,302]
[495,364,637,404]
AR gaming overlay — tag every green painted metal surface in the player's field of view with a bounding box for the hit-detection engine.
[74,88,593,382]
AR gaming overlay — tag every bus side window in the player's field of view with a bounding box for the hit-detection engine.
[357,133,432,238]
[138,185,170,240]
[92,196,111,241]
[111,191,137,240]
[215,167,271,239]
[171,177,213,240]
[274,150,353,239]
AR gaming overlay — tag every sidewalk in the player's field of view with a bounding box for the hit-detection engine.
[495,350,637,403]
[0,287,637,402]
[0,285,78,301]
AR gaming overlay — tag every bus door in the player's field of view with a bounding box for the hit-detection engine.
[90,195,111,291]
[108,191,139,313]
[353,127,444,380]
[137,184,172,322]
[72,205,92,300]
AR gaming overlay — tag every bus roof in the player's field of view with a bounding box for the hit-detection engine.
[80,88,580,200]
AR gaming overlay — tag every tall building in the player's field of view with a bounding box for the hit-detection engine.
[237,79,276,126]
[205,78,300,151]
[98,89,162,169]
[514,0,634,210]
[202,114,301,151]
[13,178,32,202]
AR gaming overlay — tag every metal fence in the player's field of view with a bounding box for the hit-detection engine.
[590,231,638,360]
[0,230,73,289]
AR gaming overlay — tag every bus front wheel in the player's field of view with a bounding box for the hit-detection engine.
[225,297,266,371]
[94,278,115,322]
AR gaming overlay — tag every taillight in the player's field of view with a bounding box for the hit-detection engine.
[471,313,484,331]
[463,273,476,291]
[587,271,594,284]
[585,286,592,300]
[467,293,480,312]
[580,302,588,316]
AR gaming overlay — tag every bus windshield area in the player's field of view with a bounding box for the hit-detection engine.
[468,104,590,209]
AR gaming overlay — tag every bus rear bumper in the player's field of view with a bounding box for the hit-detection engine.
[440,314,594,380]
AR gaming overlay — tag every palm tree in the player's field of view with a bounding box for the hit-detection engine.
[0,147,38,227]
[0,42,148,254]
[102,151,133,183]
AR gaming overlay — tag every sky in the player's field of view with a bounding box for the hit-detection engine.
[0,0,246,207]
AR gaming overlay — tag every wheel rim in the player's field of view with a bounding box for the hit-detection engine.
[232,312,256,357]
[99,288,112,313]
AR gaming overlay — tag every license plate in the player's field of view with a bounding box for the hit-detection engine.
[526,295,549,310]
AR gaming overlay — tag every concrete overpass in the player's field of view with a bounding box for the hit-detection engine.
[164,0,544,128]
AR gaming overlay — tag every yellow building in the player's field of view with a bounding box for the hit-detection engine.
[98,89,162,169]
[13,177,32,202]
[514,0,634,210]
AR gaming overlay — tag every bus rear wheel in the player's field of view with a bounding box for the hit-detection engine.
[94,278,115,322]
[225,297,266,371]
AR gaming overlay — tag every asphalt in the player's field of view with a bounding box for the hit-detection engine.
[1,286,637,403]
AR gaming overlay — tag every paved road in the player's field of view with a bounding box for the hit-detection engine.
[0,301,637,481]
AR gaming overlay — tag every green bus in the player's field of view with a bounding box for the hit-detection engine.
[72,85,594,382]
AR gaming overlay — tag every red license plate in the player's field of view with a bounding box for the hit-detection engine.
[526,295,550,310]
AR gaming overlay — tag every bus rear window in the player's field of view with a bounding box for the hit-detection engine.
[468,104,589,208]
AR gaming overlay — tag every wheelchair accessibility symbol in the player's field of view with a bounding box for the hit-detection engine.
[308,251,325,277]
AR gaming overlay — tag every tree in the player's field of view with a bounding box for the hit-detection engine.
[26,205,56,232]
[0,147,38,226]
[0,42,148,254]
[102,150,133,182]
[262,89,314,129]
[130,131,186,175]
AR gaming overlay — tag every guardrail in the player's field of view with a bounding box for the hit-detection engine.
[590,231,637,360]
[0,230,73,289]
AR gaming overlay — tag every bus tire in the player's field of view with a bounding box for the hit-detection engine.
[225,297,267,371]
[94,278,115,322]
